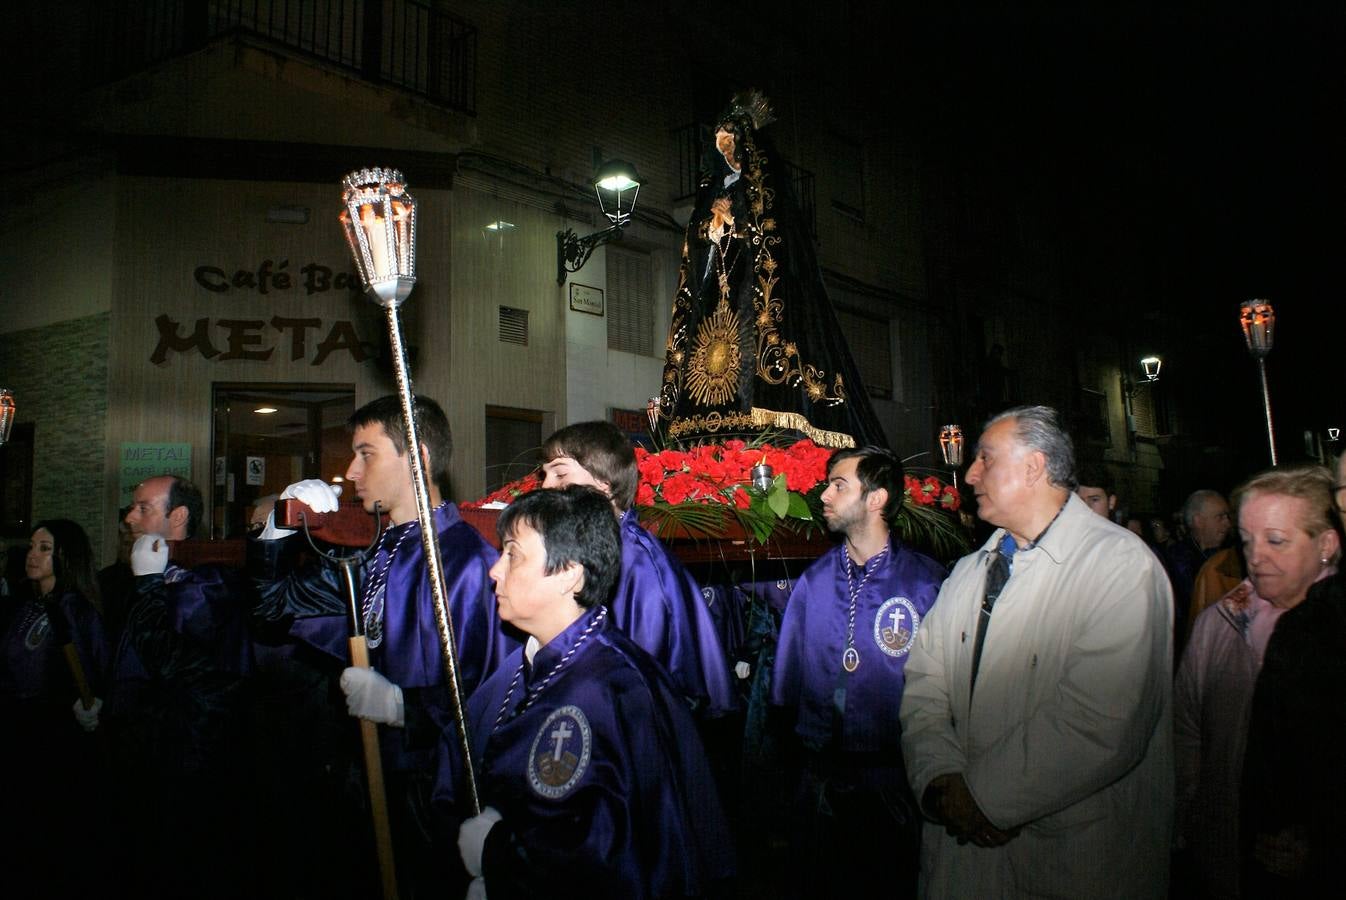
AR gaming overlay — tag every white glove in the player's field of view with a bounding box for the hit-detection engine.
[458,806,503,878]
[465,876,487,900]
[72,696,103,732]
[339,666,404,726]
[131,534,169,575]
[734,660,752,680]
[258,480,342,540]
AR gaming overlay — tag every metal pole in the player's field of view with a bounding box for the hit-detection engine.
[381,302,481,815]
[1258,358,1278,466]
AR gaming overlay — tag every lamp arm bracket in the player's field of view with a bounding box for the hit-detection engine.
[557,225,624,284]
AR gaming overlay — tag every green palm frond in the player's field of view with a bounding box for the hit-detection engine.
[894,499,972,563]
[637,501,735,540]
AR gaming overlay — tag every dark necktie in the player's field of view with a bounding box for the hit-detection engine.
[970,533,1017,696]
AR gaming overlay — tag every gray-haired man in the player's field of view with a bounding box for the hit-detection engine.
[900,405,1173,898]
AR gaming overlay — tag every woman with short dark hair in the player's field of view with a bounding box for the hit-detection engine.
[456,486,736,899]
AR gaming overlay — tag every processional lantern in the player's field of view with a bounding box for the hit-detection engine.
[0,389,15,446]
[939,423,964,490]
[340,168,418,308]
[938,424,964,468]
[1238,299,1278,465]
[1239,299,1275,358]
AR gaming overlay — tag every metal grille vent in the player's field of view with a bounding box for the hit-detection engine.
[499,306,529,345]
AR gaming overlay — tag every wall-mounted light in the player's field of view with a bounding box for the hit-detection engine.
[1140,356,1162,382]
[483,220,516,254]
[254,406,279,414]
[593,160,640,226]
[556,160,641,284]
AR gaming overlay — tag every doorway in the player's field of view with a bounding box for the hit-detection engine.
[210,384,355,539]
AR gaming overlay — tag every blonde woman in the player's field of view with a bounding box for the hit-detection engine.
[1241,455,1346,897]
[1175,465,1340,899]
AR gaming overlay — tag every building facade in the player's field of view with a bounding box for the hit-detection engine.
[1,0,1224,563]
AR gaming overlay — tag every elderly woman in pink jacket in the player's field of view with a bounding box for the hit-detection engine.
[1174,465,1340,899]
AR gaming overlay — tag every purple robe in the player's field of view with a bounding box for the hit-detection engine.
[367,504,509,692]
[614,510,736,715]
[110,562,254,692]
[0,591,107,705]
[251,503,515,776]
[0,590,109,899]
[109,562,255,774]
[771,539,945,763]
[465,606,736,899]
[116,563,254,678]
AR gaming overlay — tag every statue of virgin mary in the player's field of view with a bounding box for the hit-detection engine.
[654,91,887,449]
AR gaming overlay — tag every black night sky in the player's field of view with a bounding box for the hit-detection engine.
[781,1,1346,476]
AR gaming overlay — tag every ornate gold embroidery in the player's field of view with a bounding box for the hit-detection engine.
[656,119,850,438]
[686,298,743,407]
[667,411,760,441]
[739,146,844,408]
[749,407,855,448]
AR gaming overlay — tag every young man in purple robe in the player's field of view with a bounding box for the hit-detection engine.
[770,446,946,898]
[457,486,736,899]
[539,421,735,716]
[250,394,514,896]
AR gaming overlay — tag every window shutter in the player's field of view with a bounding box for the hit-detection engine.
[606,247,653,356]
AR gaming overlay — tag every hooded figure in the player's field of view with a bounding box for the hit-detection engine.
[656,90,887,449]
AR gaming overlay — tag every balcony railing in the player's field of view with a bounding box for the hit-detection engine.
[83,0,475,114]
[670,122,816,239]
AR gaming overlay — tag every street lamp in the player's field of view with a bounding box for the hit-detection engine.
[556,159,641,284]
[1238,299,1277,465]
[1140,356,1162,382]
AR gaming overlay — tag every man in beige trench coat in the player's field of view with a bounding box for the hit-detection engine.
[900,405,1173,899]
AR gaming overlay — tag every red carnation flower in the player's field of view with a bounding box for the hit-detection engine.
[638,455,666,487]
[656,449,691,472]
[660,472,699,506]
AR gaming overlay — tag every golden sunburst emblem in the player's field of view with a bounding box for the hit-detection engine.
[686,303,743,407]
